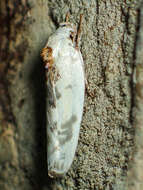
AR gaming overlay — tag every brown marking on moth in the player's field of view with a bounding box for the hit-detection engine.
[61,13,77,43]
[65,84,72,89]
[61,115,77,129]
[49,122,58,132]
[47,66,61,85]
[57,115,77,145]
[46,80,56,107]
[59,129,73,145]
[48,170,64,178]
[41,46,54,69]
[46,74,61,107]
[49,127,54,133]
[48,161,66,178]
[55,87,61,99]
[58,127,72,136]
[69,31,76,43]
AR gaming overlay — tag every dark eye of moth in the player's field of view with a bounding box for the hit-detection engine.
[61,24,66,27]
[70,32,74,41]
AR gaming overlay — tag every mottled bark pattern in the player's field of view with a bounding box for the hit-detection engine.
[0,0,30,189]
[126,2,143,190]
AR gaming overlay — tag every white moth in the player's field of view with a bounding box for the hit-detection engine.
[41,13,85,178]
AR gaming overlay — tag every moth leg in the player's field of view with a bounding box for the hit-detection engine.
[85,79,95,98]
[76,14,83,49]
[81,57,94,97]
[41,46,54,69]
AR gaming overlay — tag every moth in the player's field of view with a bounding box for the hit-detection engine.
[41,13,85,178]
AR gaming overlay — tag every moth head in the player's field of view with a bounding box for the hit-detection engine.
[58,13,83,45]
[59,22,77,41]
[60,22,76,32]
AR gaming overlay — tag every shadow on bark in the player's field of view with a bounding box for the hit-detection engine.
[30,54,53,189]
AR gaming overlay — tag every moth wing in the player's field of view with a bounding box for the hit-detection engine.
[47,49,85,176]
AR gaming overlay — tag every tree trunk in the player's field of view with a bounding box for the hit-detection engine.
[0,0,142,189]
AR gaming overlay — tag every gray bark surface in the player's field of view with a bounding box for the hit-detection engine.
[125,2,143,190]
[0,0,142,189]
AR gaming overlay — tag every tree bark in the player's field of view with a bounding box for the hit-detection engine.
[0,0,142,189]
[126,2,143,190]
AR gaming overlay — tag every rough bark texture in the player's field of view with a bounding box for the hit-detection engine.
[125,2,143,190]
[0,0,142,190]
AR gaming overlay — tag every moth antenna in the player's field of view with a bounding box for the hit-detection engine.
[65,12,70,22]
[76,14,83,48]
